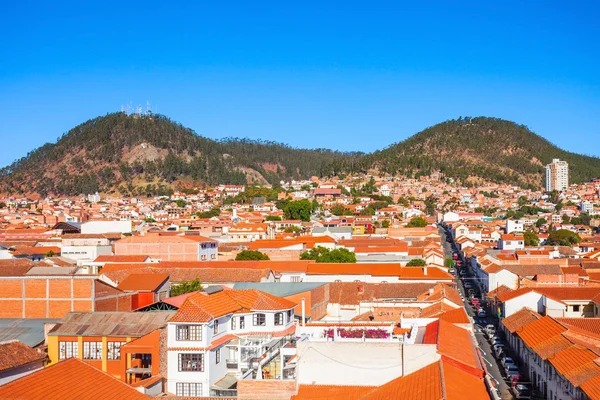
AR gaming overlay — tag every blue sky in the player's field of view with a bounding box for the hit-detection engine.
[1,1,599,167]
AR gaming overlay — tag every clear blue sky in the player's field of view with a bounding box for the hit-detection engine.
[1,1,599,168]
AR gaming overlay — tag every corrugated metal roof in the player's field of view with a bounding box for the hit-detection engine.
[233,282,326,297]
[48,312,174,337]
[0,318,60,347]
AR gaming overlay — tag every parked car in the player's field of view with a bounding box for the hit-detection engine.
[512,384,531,399]
[471,298,480,306]
[493,343,505,357]
[501,356,515,368]
[449,268,456,274]
[464,282,472,289]
[485,324,496,337]
[490,334,502,345]
[477,310,487,318]
[506,365,520,378]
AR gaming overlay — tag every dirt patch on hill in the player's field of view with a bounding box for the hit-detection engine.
[122,143,168,164]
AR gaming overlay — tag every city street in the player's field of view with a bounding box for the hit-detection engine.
[438,225,515,400]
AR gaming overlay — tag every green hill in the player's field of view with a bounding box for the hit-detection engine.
[1,114,598,196]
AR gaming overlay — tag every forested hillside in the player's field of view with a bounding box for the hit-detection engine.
[0,113,353,196]
[1,114,599,196]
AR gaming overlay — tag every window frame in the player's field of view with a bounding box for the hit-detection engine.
[253,313,266,326]
[239,316,245,329]
[176,382,203,397]
[231,316,236,330]
[59,341,78,360]
[83,341,103,360]
[178,353,204,372]
[177,325,202,341]
[274,312,284,326]
[213,319,219,335]
[216,348,221,364]
[107,341,126,360]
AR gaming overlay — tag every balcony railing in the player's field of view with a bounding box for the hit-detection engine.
[226,359,238,369]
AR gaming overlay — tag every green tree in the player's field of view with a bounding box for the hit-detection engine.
[444,258,455,269]
[284,199,313,222]
[283,226,302,235]
[175,199,187,208]
[144,217,157,223]
[196,207,221,218]
[517,196,528,207]
[45,250,56,258]
[381,220,390,228]
[265,215,282,221]
[406,216,428,227]
[331,204,346,216]
[424,195,437,216]
[170,279,203,296]
[397,197,409,207]
[561,214,571,224]
[0,202,6,209]
[546,229,581,247]
[535,218,547,228]
[235,250,270,261]
[523,231,540,246]
[406,258,426,266]
[300,247,356,263]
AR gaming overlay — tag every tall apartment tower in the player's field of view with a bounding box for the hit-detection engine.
[546,158,569,191]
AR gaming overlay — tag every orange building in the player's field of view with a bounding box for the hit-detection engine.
[47,311,172,381]
[114,233,218,261]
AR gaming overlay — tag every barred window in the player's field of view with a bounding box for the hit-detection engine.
[287,309,293,321]
[59,341,78,360]
[177,325,202,341]
[107,342,126,360]
[213,320,219,335]
[253,313,266,326]
[178,353,203,372]
[274,312,284,326]
[176,383,202,396]
[240,316,245,329]
[216,348,221,364]
[231,317,236,330]
[83,342,103,360]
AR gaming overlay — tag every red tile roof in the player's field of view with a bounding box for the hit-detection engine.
[94,255,150,263]
[501,308,541,333]
[170,289,297,323]
[0,358,149,399]
[0,341,45,372]
[116,273,169,291]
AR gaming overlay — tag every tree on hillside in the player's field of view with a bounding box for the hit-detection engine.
[424,195,437,216]
[265,215,282,221]
[406,258,426,267]
[235,250,270,261]
[523,231,540,246]
[444,258,455,269]
[535,218,547,228]
[284,199,314,222]
[300,247,356,263]
[171,279,203,297]
[45,250,56,258]
[283,226,302,235]
[331,204,346,216]
[406,216,428,228]
[546,229,581,247]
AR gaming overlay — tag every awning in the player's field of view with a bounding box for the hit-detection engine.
[211,373,237,390]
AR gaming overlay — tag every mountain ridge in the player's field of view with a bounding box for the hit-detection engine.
[1,113,599,196]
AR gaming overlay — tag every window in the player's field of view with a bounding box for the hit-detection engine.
[176,383,202,396]
[59,341,78,360]
[178,353,204,372]
[290,276,301,282]
[201,255,207,260]
[231,317,236,330]
[177,325,202,341]
[211,254,216,259]
[83,342,103,360]
[240,316,245,329]
[213,320,219,335]
[573,305,580,312]
[253,313,266,326]
[274,312,284,326]
[107,342,126,360]
[287,309,293,321]
[216,348,221,364]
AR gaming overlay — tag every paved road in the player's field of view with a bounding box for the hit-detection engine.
[438,225,515,400]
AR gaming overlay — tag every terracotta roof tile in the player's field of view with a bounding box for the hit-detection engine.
[170,289,297,323]
[0,357,149,399]
[556,318,600,337]
[116,273,169,291]
[0,341,45,372]
[291,384,376,400]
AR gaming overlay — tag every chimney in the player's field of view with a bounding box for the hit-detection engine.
[423,265,427,276]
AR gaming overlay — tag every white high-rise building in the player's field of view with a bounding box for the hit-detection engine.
[546,158,569,192]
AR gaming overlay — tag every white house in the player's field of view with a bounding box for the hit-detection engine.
[166,288,297,397]
[505,220,524,234]
[81,220,132,235]
[498,234,524,251]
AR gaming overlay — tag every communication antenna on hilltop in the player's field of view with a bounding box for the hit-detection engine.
[146,100,152,115]
[136,104,143,117]
[120,104,125,113]
[128,101,133,115]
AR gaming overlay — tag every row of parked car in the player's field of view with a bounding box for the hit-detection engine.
[483,325,531,399]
